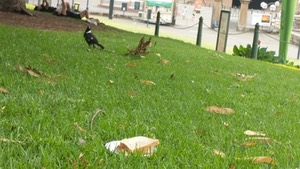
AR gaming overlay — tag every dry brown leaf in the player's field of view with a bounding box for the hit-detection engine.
[235,73,255,82]
[126,62,139,67]
[236,156,275,165]
[213,149,225,158]
[47,74,68,86]
[140,80,156,85]
[244,130,266,136]
[128,90,139,97]
[27,69,41,77]
[0,137,24,144]
[16,65,47,78]
[229,164,236,169]
[248,137,272,142]
[241,142,256,147]
[205,106,234,115]
[252,156,275,165]
[0,87,9,94]
[78,153,84,159]
[40,90,44,96]
[159,59,170,64]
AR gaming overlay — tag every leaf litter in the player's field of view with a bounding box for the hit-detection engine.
[236,156,275,165]
[0,87,10,94]
[244,130,266,136]
[205,106,234,115]
[213,149,225,158]
[15,64,47,78]
[140,80,156,85]
[159,59,170,64]
[234,73,255,82]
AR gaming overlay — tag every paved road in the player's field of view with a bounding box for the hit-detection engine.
[30,0,300,61]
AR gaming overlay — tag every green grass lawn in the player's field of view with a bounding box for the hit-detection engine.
[1,23,300,168]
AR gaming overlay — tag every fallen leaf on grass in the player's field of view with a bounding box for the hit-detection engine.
[234,73,255,82]
[159,59,170,64]
[205,106,234,115]
[47,74,68,85]
[213,149,225,158]
[241,142,256,147]
[238,156,275,165]
[0,137,24,144]
[78,152,84,159]
[244,130,266,136]
[40,90,44,96]
[71,153,88,169]
[128,90,139,97]
[248,137,272,142]
[0,87,9,94]
[126,62,139,67]
[229,164,236,169]
[140,80,156,85]
[252,156,275,165]
[16,65,47,78]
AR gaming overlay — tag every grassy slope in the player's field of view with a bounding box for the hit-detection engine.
[0,24,300,168]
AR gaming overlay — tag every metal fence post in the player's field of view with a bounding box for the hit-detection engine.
[297,41,300,60]
[196,17,203,46]
[108,0,114,19]
[154,12,160,37]
[251,23,260,60]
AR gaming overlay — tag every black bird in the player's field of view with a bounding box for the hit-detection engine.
[83,26,105,49]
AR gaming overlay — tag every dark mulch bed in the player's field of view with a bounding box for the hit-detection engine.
[0,10,106,32]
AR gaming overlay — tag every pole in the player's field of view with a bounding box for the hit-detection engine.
[251,23,259,60]
[154,12,160,37]
[86,0,89,10]
[278,0,298,64]
[196,17,203,46]
[172,0,177,25]
[108,0,114,19]
[297,41,300,60]
[57,0,59,7]
[72,0,74,11]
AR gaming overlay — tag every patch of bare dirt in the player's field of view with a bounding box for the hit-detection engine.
[0,10,106,32]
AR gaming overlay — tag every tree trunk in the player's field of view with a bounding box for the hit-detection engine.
[0,0,34,16]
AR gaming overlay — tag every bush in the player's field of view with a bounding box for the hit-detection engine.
[233,44,277,63]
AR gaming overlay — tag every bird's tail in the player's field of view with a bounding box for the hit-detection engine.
[96,43,105,49]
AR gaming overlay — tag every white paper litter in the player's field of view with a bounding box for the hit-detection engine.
[104,136,159,156]
[105,140,121,152]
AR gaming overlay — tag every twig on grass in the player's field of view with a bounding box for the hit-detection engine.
[90,109,106,131]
